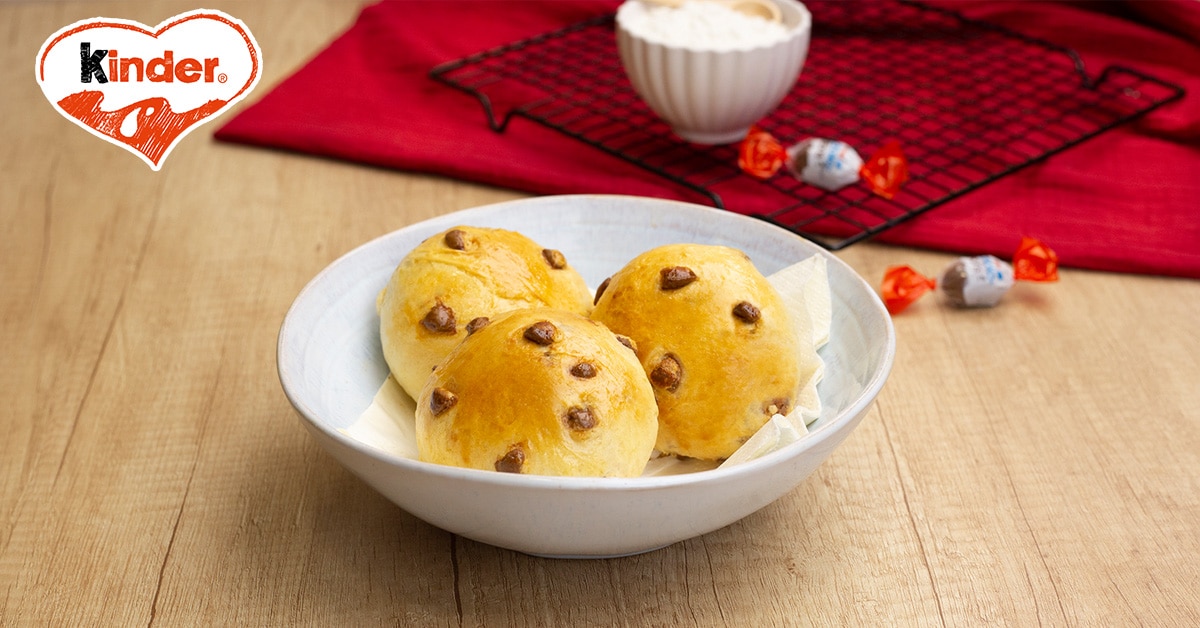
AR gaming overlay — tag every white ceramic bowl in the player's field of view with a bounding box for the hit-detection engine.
[615,0,812,145]
[278,195,892,558]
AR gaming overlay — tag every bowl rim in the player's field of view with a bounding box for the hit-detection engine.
[615,0,813,54]
[277,194,894,492]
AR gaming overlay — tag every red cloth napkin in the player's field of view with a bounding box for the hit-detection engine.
[214,0,1200,278]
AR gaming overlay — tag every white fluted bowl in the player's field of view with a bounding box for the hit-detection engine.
[616,0,812,145]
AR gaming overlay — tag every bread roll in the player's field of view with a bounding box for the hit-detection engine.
[415,308,658,477]
[590,243,803,460]
[378,226,592,399]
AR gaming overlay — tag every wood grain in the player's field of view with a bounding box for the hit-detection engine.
[3,1,1199,625]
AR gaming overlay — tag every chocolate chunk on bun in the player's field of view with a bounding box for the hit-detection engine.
[415,309,658,478]
[591,243,804,460]
[377,226,592,400]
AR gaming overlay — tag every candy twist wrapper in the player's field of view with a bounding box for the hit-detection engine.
[882,237,1059,314]
[737,126,786,180]
[1012,236,1060,282]
[860,140,909,200]
[881,265,937,315]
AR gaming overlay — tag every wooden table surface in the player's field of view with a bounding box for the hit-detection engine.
[4,1,1199,625]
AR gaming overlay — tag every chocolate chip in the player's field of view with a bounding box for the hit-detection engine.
[465,316,490,335]
[660,266,697,290]
[765,398,791,416]
[565,406,597,431]
[523,321,558,345]
[615,334,637,352]
[650,354,682,391]
[495,447,525,473]
[430,387,457,416]
[542,248,567,269]
[570,362,597,379]
[421,301,456,334]
[443,229,467,250]
[732,301,761,323]
[594,277,611,305]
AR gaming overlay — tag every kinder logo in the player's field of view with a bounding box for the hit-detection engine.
[36,10,261,170]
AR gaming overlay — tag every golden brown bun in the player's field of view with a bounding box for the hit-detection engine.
[415,308,658,477]
[378,226,593,400]
[591,243,802,460]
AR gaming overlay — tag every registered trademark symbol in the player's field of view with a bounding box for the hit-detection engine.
[218,73,228,83]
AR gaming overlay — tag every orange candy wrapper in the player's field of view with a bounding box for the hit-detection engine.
[881,265,937,314]
[737,126,786,180]
[1013,236,1059,282]
[860,141,909,199]
[881,238,1059,314]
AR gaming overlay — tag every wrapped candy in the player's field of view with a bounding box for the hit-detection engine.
[938,255,1014,308]
[881,237,1059,314]
[785,138,863,192]
[737,128,865,190]
[736,129,911,199]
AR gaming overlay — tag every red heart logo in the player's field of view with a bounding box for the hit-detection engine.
[36,10,261,170]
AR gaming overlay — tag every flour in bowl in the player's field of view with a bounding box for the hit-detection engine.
[618,1,791,50]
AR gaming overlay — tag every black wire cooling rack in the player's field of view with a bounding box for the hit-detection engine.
[428,0,1185,250]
